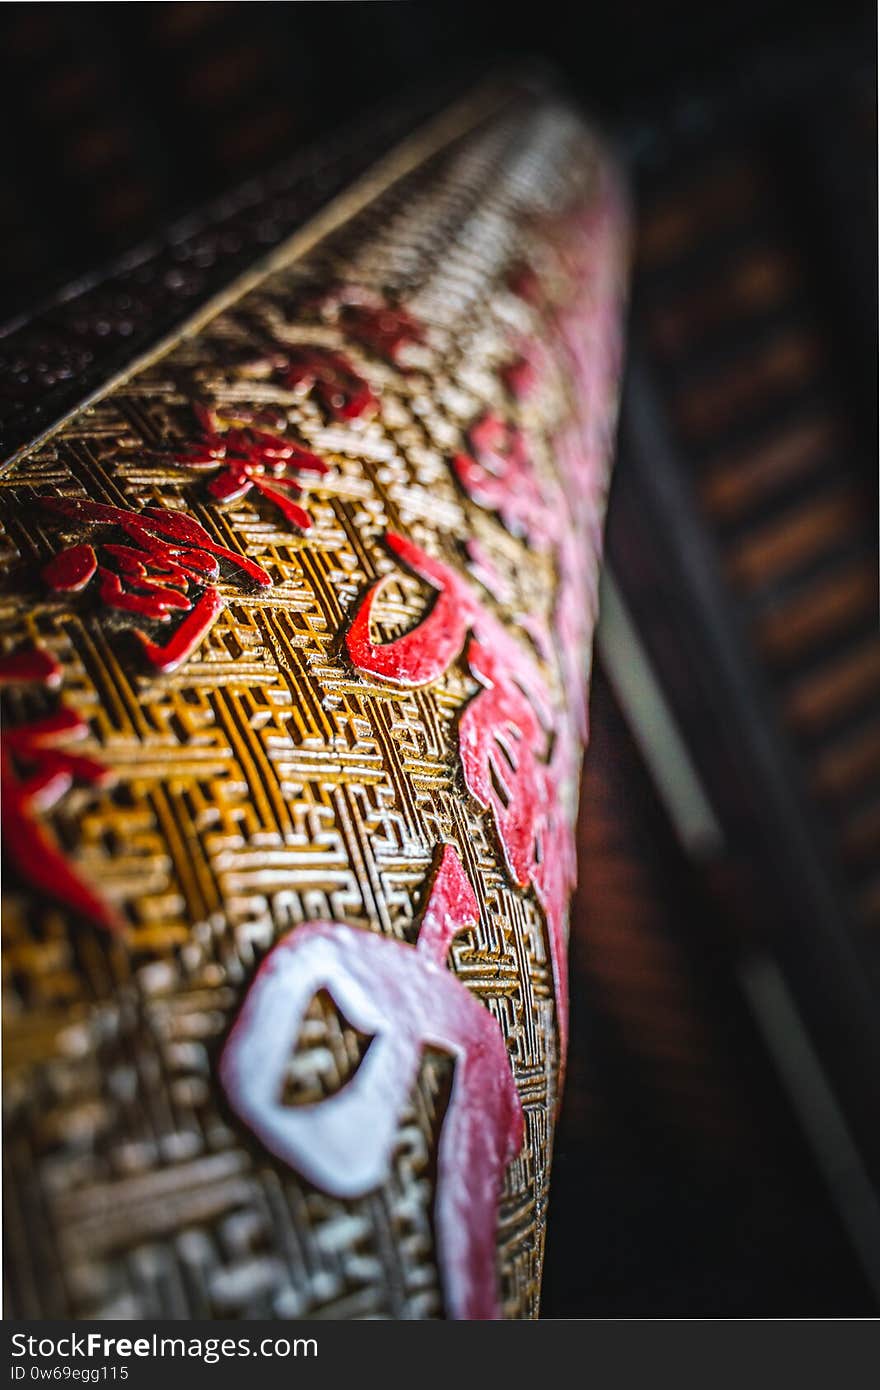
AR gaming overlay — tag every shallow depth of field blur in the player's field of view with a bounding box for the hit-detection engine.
[0,0,876,1316]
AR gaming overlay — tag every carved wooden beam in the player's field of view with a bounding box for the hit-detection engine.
[0,82,629,1319]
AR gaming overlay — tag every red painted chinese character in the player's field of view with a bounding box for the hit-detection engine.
[220,844,523,1320]
[315,285,424,369]
[346,532,552,715]
[460,638,574,1063]
[176,405,328,531]
[40,497,272,674]
[346,532,476,687]
[459,638,549,887]
[501,337,553,403]
[453,414,558,552]
[501,354,538,402]
[0,646,120,932]
[274,346,378,421]
[346,535,569,1064]
[506,261,544,307]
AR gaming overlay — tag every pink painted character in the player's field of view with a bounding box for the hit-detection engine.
[220,845,524,1319]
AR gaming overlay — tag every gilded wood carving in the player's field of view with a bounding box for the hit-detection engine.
[1,90,628,1319]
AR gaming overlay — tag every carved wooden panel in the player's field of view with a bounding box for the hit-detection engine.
[1,88,628,1319]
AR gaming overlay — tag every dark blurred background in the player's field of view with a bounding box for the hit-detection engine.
[0,0,877,1317]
